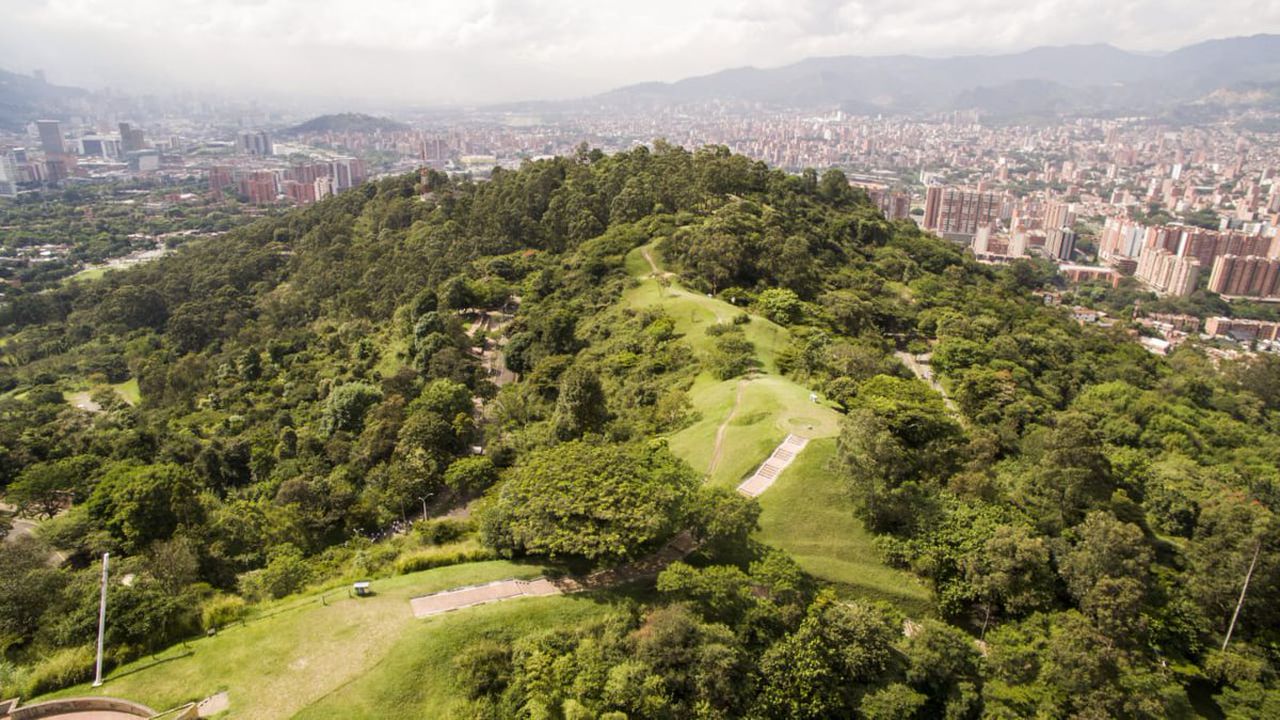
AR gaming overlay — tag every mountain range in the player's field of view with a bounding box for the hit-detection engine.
[595,34,1280,118]
[0,68,89,131]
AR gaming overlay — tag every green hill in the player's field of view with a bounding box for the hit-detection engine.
[2,146,1278,717]
[283,112,409,134]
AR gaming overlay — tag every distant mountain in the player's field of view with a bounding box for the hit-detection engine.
[283,112,409,135]
[598,34,1280,118]
[0,69,90,131]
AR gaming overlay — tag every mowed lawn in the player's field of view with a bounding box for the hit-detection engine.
[293,594,617,719]
[44,561,555,719]
[755,438,934,616]
[669,374,842,487]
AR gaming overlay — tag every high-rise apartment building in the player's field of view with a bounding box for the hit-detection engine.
[923,186,999,237]
[1043,200,1076,232]
[1044,227,1076,261]
[0,151,17,197]
[1136,246,1200,296]
[1207,255,1280,299]
[36,120,65,157]
[119,123,146,154]
[238,131,274,157]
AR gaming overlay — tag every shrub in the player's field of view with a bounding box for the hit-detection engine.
[20,644,96,697]
[454,640,513,699]
[201,594,249,630]
[394,544,497,575]
[415,518,474,545]
[707,332,757,380]
[754,288,802,324]
[444,457,499,494]
[239,544,311,600]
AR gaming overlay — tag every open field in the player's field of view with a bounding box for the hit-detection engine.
[43,561,555,719]
[754,438,934,616]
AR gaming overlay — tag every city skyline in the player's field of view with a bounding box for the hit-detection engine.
[3,0,1280,105]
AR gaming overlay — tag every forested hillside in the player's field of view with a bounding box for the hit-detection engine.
[2,143,1279,718]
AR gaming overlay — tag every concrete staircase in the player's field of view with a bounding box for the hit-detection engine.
[736,434,809,497]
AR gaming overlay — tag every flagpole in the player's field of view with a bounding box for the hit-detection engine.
[92,552,109,687]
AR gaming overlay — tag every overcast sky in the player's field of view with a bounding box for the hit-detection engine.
[3,0,1280,106]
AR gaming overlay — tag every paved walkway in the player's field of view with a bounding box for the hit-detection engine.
[894,351,958,412]
[736,434,809,497]
[410,577,565,618]
[409,532,698,619]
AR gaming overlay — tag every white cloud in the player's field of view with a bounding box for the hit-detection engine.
[1,0,1278,104]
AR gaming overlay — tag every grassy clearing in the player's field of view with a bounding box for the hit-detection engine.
[61,378,142,411]
[68,266,110,283]
[669,374,842,487]
[754,438,933,616]
[293,594,617,719]
[43,561,550,718]
[624,243,841,486]
[111,378,141,405]
[375,333,409,379]
[623,244,789,373]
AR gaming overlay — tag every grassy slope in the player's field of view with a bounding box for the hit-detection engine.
[293,595,616,719]
[754,438,933,615]
[46,561,553,718]
[624,243,842,486]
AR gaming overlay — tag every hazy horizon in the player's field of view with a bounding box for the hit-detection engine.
[4,0,1280,107]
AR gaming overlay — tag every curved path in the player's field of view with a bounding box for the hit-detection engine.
[706,379,747,476]
[410,532,697,619]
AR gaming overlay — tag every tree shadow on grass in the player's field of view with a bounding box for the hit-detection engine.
[107,649,196,682]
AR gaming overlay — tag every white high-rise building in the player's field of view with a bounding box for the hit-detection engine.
[0,151,18,197]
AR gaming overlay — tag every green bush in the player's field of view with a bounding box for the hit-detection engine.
[414,518,475,545]
[707,332,758,380]
[444,457,499,494]
[239,544,312,600]
[20,644,96,697]
[394,545,496,575]
[201,594,249,630]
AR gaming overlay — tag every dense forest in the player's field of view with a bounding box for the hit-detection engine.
[2,142,1280,718]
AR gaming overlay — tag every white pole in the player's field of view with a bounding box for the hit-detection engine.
[1223,541,1261,652]
[92,552,109,687]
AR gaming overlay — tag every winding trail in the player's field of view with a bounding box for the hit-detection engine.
[894,350,958,413]
[640,247,675,279]
[707,379,747,476]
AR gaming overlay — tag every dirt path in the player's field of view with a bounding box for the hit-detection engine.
[894,350,958,413]
[707,379,747,476]
[410,532,698,619]
[640,247,674,279]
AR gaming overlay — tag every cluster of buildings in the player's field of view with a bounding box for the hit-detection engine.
[916,185,1080,263]
[1098,217,1280,298]
[208,157,367,205]
[0,119,367,208]
[0,118,191,195]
